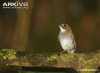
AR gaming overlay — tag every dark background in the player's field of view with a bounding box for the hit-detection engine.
[0,0,99,53]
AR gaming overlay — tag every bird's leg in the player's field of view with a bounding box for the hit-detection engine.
[57,51,64,56]
[59,50,67,54]
[60,50,65,53]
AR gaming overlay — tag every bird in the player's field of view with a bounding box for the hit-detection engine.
[58,24,76,53]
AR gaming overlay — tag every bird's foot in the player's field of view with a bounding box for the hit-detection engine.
[58,51,67,55]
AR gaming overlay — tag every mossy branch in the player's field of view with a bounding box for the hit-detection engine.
[0,49,100,73]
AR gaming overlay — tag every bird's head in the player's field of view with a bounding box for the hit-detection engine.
[58,24,72,32]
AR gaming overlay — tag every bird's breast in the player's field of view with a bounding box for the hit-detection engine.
[58,32,73,51]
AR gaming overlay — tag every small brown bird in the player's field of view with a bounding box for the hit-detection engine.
[58,24,76,53]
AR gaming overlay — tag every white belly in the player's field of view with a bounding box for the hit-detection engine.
[59,37,73,51]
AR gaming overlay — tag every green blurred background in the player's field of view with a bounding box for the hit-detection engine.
[0,0,99,53]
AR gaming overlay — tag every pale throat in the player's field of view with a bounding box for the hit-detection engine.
[59,27,66,32]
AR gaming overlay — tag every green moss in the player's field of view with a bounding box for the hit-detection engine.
[0,49,16,59]
[46,53,57,61]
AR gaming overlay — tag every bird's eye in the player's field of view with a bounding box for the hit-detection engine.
[63,24,66,27]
